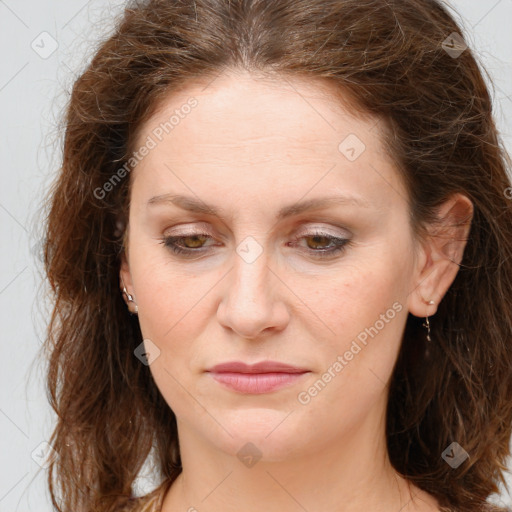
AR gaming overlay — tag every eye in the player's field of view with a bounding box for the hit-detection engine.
[289,231,350,259]
[159,229,351,259]
[159,233,215,257]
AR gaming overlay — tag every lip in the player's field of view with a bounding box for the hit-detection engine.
[207,361,309,374]
[205,361,310,394]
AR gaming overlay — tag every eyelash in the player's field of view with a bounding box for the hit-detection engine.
[158,230,350,260]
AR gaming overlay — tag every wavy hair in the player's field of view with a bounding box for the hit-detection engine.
[40,0,512,510]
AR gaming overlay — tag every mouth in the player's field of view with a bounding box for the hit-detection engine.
[205,361,311,394]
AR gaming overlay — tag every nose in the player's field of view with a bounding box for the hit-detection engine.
[216,244,290,340]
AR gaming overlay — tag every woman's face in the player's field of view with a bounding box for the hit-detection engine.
[120,70,428,461]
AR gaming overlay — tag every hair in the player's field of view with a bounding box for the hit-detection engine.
[40,0,512,511]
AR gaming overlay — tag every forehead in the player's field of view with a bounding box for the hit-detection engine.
[131,70,407,214]
[138,70,374,152]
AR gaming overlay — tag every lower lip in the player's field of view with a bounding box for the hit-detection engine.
[208,371,309,394]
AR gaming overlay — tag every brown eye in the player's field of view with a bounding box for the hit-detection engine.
[180,234,209,248]
[304,234,335,250]
[290,231,351,260]
[159,233,215,257]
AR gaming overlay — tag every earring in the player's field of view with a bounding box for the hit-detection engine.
[120,277,138,315]
[122,286,133,302]
[422,299,435,342]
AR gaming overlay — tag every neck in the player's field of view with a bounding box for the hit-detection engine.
[161,405,438,512]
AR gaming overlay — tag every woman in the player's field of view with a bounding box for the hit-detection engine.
[41,0,512,511]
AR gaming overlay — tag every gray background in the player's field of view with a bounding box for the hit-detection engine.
[0,0,511,510]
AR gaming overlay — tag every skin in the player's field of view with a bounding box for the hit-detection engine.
[120,69,473,512]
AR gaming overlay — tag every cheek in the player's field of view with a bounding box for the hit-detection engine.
[135,265,212,348]
[129,243,229,389]
[129,249,215,413]
[303,253,409,392]
[311,259,404,341]
[128,243,185,340]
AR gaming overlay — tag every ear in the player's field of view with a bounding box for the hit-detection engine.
[119,251,133,292]
[407,193,474,318]
[119,222,135,301]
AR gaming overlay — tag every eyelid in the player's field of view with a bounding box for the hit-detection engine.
[164,220,351,236]
[292,224,351,238]
[163,222,213,235]
[161,223,352,248]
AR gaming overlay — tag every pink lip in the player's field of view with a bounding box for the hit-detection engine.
[206,361,310,394]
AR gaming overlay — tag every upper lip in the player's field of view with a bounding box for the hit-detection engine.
[207,361,309,374]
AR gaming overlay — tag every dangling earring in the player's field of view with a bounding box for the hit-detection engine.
[120,276,138,314]
[422,299,435,342]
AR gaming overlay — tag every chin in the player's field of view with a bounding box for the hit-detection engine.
[203,408,310,462]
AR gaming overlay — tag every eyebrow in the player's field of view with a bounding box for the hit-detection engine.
[147,193,371,221]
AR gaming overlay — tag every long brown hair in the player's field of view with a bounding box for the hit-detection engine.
[40,0,512,510]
